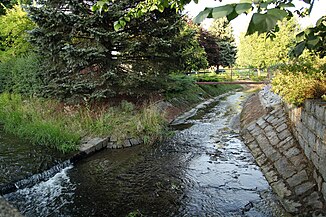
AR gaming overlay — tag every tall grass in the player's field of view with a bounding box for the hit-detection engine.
[0,93,167,153]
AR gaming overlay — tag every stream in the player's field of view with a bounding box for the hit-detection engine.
[3,91,290,216]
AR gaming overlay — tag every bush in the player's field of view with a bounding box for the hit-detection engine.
[0,53,41,95]
[0,5,35,61]
[272,55,326,105]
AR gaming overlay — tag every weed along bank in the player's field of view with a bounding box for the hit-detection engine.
[240,88,326,215]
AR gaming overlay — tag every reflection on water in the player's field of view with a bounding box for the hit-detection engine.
[5,92,290,217]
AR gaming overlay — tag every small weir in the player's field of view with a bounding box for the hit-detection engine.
[2,92,290,216]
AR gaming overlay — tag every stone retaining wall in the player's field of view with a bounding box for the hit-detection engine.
[241,93,326,215]
[285,100,326,203]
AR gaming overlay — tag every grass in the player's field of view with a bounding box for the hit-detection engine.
[0,74,242,153]
[191,70,269,82]
[0,93,167,153]
[165,74,242,108]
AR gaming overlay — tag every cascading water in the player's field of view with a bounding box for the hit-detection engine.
[3,91,291,217]
[4,165,75,217]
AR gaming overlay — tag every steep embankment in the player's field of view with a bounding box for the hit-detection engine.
[240,90,326,215]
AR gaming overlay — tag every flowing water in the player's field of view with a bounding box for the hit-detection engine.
[3,92,290,217]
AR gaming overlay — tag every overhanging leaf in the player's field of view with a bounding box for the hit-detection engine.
[292,41,306,57]
[211,5,234,19]
[248,13,279,35]
[267,8,287,20]
[193,8,212,23]
[235,3,252,14]
[306,36,320,48]
[295,31,305,41]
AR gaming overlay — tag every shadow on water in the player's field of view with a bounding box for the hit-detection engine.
[4,92,291,217]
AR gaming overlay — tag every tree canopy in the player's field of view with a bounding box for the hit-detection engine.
[237,18,299,69]
[26,0,207,101]
[93,0,323,57]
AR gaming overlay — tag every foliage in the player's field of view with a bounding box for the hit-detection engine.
[272,56,326,105]
[291,15,326,57]
[27,0,204,101]
[0,4,35,61]
[208,18,237,68]
[0,0,33,15]
[0,52,41,95]
[177,19,208,71]
[198,29,220,68]
[164,73,196,94]
[0,93,168,152]
[237,18,298,69]
[165,73,241,107]
[94,0,321,57]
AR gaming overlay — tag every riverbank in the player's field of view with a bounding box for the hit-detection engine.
[0,83,241,153]
[240,89,326,215]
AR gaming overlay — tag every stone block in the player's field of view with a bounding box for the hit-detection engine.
[307,115,316,131]
[107,142,114,149]
[318,154,326,181]
[110,136,118,142]
[271,117,282,126]
[313,170,323,191]
[129,138,141,146]
[280,199,301,213]
[261,162,274,174]
[303,191,323,209]
[311,151,320,168]
[302,124,309,139]
[304,100,312,113]
[284,147,301,158]
[304,142,312,160]
[277,137,292,150]
[269,136,280,147]
[264,125,273,133]
[322,182,326,202]
[269,150,282,162]
[251,147,263,158]
[289,154,307,171]
[265,169,278,183]
[242,132,255,143]
[250,127,261,137]
[248,141,259,150]
[256,134,270,148]
[286,170,308,187]
[271,180,292,198]
[256,154,268,167]
[123,139,132,147]
[265,130,278,141]
[315,121,325,140]
[315,103,325,121]
[247,123,257,132]
[276,123,288,133]
[79,143,96,155]
[274,157,296,179]
[307,130,316,148]
[294,182,315,195]
[278,129,292,141]
[257,118,266,128]
[265,115,274,123]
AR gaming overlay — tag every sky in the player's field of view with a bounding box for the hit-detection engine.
[184,0,326,40]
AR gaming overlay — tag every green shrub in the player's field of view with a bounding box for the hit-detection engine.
[0,5,35,61]
[272,72,326,106]
[272,55,326,106]
[0,53,42,94]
